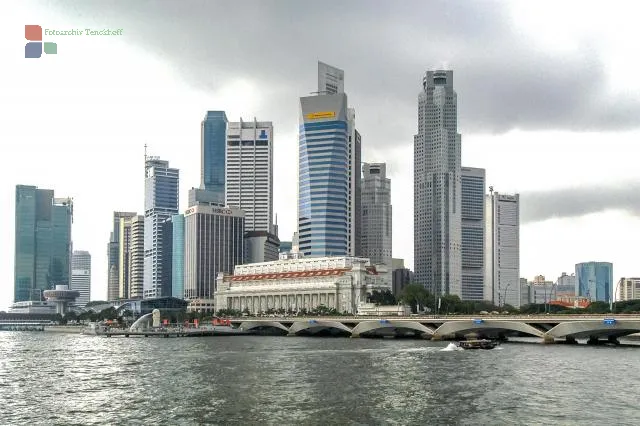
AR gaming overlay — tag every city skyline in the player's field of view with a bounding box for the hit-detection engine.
[3,1,640,309]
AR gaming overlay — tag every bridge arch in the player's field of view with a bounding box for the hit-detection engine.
[547,320,640,339]
[288,320,352,336]
[350,320,434,338]
[238,321,289,334]
[434,320,545,339]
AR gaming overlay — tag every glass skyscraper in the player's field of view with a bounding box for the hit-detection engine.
[298,93,349,257]
[171,214,185,298]
[201,111,228,204]
[14,185,73,302]
[575,261,613,302]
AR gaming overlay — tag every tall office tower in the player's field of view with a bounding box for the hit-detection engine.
[575,261,613,302]
[184,205,244,299]
[414,70,462,297]
[107,211,136,300]
[225,118,274,233]
[460,167,486,301]
[129,215,145,298]
[144,156,179,298]
[298,61,356,257]
[485,191,520,307]
[161,218,174,297]
[71,250,91,307]
[347,108,362,257]
[171,214,185,298]
[360,163,392,283]
[14,185,73,302]
[117,216,134,299]
[201,111,228,204]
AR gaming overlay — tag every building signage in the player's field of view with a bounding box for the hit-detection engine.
[185,208,195,215]
[305,111,336,120]
[603,318,616,325]
[212,207,234,216]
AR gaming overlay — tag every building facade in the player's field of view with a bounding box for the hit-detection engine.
[226,118,274,233]
[129,215,145,299]
[161,218,174,298]
[71,250,91,307]
[298,92,349,257]
[414,70,462,297]
[460,167,485,301]
[556,272,577,297]
[617,277,640,302]
[485,192,520,307]
[391,258,414,297]
[171,214,185,299]
[144,156,179,298]
[107,211,136,301]
[360,163,392,281]
[215,256,388,314]
[575,261,613,302]
[117,216,135,299]
[184,205,245,300]
[347,107,362,257]
[201,111,228,204]
[244,231,280,264]
[14,185,73,302]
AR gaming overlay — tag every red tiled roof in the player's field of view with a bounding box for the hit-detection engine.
[228,268,350,282]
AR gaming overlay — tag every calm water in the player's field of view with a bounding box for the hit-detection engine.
[1,333,639,425]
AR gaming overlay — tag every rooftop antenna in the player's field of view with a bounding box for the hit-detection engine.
[144,143,148,162]
[489,185,494,195]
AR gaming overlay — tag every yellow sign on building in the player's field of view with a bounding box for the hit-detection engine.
[305,111,336,120]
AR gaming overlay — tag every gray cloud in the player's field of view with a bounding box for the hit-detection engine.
[50,0,640,154]
[521,184,640,224]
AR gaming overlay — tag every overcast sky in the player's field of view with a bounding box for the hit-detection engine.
[1,0,640,309]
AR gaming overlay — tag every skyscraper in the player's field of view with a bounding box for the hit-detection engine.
[129,215,145,299]
[225,118,274,233]
[144,156,179,298]
[360,163,392,282]
[71,250,91,307]
[14,185,73,302]
[171,214,185,299]
[117,216,134,299]
[575,262,613,302]
[107,211,136,301]
[298,61,359,257]
[461,167,486,301]
[184,205,244,299]
[201,111,228,204]
[485,191,520,307]
[414,70,462,296]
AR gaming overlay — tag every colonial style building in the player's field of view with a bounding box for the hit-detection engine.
[215,256,388,314]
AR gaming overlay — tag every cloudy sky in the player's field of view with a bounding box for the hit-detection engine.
[1,0,640,309]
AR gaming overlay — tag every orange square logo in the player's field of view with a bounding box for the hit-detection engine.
[25,24,42,41]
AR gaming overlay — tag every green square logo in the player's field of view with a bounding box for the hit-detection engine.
[44,42,57,54]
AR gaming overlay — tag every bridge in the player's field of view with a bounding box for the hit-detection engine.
[229,315,640,345]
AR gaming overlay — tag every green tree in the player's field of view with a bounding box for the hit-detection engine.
[368,290,396,305]
[398,284,430,313]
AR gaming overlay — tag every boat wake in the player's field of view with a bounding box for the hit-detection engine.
[440,342,464,352]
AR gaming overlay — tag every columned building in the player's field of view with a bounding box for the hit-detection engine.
[485,191,520,307]
[460,167,485,301]
[144,156,179,298]
[184,205,244,300]
[225,118,274,234]
[215,256,388,314]
[71,250,91,307]
[414,70,462,297]
[360,163,392,286]
[14,185,73,302]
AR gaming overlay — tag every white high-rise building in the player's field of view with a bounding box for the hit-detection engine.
[414,70,462,296]
[129,215,145,299]
[318,61,344,95]
[144,156,179,298]
[71,250,91,307]
[461,167,486,301]
[360,163,392,286]
[225,118,274,234]
[485,191,520,307]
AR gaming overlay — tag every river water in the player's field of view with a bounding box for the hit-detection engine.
[1,332,639,425]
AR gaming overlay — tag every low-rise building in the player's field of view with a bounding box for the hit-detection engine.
[617,277,640,301]
[356,303,411,316]
[215,256,388,314]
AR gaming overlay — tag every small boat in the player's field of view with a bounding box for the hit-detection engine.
[457,339,498,350]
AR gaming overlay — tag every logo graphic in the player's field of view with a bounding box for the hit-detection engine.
[259,129,267,139]
[25,25,57,58]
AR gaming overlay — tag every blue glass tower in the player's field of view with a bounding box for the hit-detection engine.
[575,261,613,302]
[171,214,185,298]
[201,111,228,204]
[298,94,349,256]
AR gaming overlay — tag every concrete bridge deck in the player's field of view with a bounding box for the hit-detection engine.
[229,315,640,344]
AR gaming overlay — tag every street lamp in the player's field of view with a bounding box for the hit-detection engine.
[502,283,511,308]
[611,281,620,313]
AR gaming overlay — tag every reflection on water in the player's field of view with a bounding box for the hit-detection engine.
[1,333,639,425]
